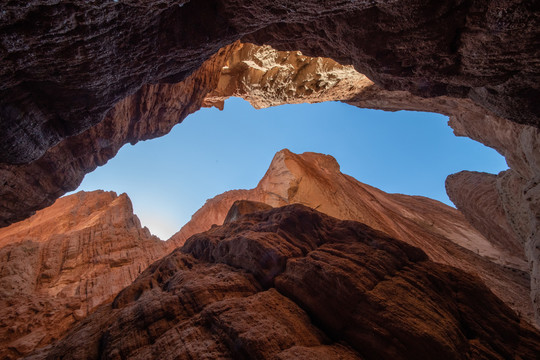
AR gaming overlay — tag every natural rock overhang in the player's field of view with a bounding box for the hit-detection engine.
[1,0,538,165]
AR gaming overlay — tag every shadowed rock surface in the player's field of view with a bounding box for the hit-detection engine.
[2,1,538,165]
[1,149,537,358]
[25,205,540,360]
[0,191,168,359]
[446,171,523,258]
[169,149,533,323]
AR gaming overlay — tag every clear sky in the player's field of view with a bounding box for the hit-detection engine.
[70,97,508,239]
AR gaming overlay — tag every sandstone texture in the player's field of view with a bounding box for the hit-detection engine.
[1,41,539,319]
[1,1,539,226]
[445,171,523,258]
[1,1,538,166]
[202,43,370,110]
[25,205,540,360]
[1,0,540,332]
[0,191,168,359]
[169,149,533,324]
[0,43,239,228]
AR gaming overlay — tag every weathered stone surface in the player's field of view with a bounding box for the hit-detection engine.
[0,43,239,228]
[496,169,540,326]
[1,1,538,166]
[0,0,539,331]
[223,200,273,225]
[0,191,168,359]
[202,42,369,110]
[25,205,540,359]
[169,149,533,323]
[0,1,539,226]
[445,171,523,258]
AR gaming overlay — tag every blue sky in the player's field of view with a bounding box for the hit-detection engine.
[70,97,508,239]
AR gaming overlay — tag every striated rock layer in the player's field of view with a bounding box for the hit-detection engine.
[25,205,540,360]
[1,1,537,166]
[169,149,533,324]
[0,43,240,228]
[0,191,168,359]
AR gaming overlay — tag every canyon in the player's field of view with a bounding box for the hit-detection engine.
[2,39,539,328]
[23,204,540,359]
[1,1,539,357]
[1,150,539,358]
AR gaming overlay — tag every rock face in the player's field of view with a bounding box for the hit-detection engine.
[0,1,538,166]
[0,0,539,331]
[169,149,533,323]
[0,191,168,359]
[202,43,370,110]
[2,41,539,321]
[25,205,540,360]
[445,171,523,259]
[0,43,240,228]
[1,2,539,226]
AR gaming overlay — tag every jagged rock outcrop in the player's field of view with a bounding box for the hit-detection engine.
[0,191,168,359]
[0,43,240,228]
[169,149,534,324]
[1,1,537,165]
[1,1,540,224]
[223,200,273,224]
[24,205,540,360]
[202,43,370,109]
[447,168,540,326]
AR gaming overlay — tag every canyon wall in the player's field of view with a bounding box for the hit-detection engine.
[1,150,537,357]
[1,1,537,166]
[0,0,539,329]
[169,149,533,324]
[24,204,540,360]
[0,191,168,359]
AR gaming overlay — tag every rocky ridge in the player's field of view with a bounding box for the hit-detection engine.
[169,149,533,324]
[1,149,537,358]
[0,191,168,359]
[24,204,540,360]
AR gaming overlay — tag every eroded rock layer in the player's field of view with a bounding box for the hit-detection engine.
[0,191,168,359]
[1,1,538,166]
[169,149,533,324]
[2,42,539,315]
[0,43,239,228]
[25,205,540,360]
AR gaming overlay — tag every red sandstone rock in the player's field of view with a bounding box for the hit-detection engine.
[0,191,168,359]
[223,200,273,225]
[25,205,540,360]
[1,44,539,321]
[0,1,537,166]
[169,149,533,323]
[0,43,240,228]
[445,171,523,258]
[0,1,538,329]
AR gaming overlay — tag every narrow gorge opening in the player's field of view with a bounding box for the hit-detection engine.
[2,2,540,357]
[68,97,507,240]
